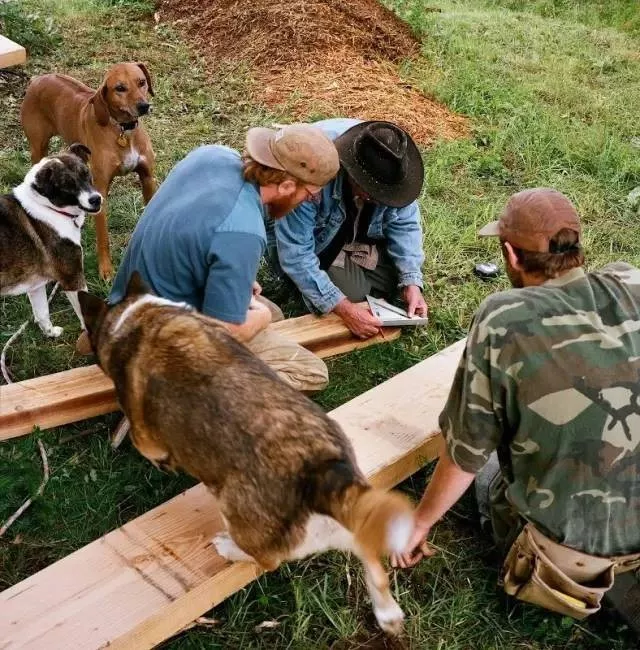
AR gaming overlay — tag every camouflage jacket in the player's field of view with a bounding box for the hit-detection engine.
[440,263,640,556]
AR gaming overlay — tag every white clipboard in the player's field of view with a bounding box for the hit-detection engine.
[366,295,429,327]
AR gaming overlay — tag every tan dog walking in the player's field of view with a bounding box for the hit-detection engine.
[20,62,157,280]
[78,272,415,635]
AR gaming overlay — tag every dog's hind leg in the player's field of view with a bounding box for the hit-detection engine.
[286,515,404,634]
[21,117,53,164]
[287,514,354,560]
[28,284,62,337]
[28,135,52,164]
[356,549,404,636]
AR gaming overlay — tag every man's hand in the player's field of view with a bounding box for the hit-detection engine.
[334,298,382,339]
[390,520,436,569]
[249,295,271,316]
[390,454,476,569]
[252,281,262,296]
[402,285,428,317]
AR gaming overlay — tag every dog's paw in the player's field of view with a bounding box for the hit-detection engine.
[98,260,114,282]
[374,599,405,636]
[211,532,254,563]
[42,324,64,338]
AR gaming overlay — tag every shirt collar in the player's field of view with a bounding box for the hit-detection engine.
[541,266,586,288]
[332,168,346,200]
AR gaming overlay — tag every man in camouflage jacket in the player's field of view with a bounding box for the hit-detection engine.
[392,188,640,569]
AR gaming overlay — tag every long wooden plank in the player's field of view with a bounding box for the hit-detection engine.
[0,35,26,68]
[0,339,465,650]
[0,313,400,441]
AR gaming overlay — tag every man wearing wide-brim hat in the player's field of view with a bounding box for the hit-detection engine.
[267,118,427,339]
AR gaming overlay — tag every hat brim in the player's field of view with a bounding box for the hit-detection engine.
[334,122,424,208]
[478,220,501,237]
[245,127,285,171]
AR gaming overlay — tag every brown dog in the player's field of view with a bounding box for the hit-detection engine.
[20,63,157,280]
[78,272,415,635]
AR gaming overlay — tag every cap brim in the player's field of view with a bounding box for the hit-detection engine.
[478,221,501,237]
[245,127,285,171]
[335,122,424,208]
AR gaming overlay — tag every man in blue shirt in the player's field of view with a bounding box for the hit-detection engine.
[271,119,427,340]
[109,124,340,392]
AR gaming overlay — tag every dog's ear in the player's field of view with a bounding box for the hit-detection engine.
[136,62,154,97]
[69,143,91,163]
[78,291,107,342]
[90,84,110,127]
[125,271,150,298]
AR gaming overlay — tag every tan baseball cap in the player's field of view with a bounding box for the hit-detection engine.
[478,188,581,252]
[245,124,339,187]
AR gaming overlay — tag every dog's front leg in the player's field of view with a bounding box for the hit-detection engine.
[137,160,156,204]
[93,175,113,281]
[27,284,63,338]
[64,290,86,330]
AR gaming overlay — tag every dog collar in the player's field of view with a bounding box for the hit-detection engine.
[50,206,82,226]
[117,121,138,148]
[120,120,138,131]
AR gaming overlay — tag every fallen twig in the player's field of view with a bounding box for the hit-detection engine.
[1,320,29,384]
[1,283,60,384]
[0,439,50,538]
[173,616,222,635]
[58,428,96,444]
[111,417,131,448]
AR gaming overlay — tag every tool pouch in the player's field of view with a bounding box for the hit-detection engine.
[501,524,615,619]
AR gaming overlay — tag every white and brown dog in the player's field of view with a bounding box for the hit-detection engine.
[0,144,102,337]
[78,273,415,635]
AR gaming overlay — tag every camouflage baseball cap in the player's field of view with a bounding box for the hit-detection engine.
[245,124,339,186]
[479,188,581,253]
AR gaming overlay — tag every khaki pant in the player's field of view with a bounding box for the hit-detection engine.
[248,296,329,394]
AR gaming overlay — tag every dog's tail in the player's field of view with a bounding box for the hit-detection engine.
[341,484,414,558]
[313,459,414,558]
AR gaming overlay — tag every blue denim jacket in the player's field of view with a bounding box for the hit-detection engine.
[271,118,424,313]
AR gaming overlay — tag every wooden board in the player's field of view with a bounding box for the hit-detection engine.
[0,312,400,441]
[0,339,466,650]
[0,35,26,68]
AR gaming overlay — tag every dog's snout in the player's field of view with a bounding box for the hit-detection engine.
[137,101,150,116]
[88,193,102,209]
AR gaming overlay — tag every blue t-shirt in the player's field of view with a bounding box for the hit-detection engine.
[110,145,266,323]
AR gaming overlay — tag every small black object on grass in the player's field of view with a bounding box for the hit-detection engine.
[474,262,501,280]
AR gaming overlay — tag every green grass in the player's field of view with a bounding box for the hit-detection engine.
[1,0,639,647]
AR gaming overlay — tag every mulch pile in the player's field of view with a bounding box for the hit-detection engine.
[157,0,467,144]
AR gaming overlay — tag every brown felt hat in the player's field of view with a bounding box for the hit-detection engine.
[334,121,424,208]
[245,124,339,186]
[479,188,581,252]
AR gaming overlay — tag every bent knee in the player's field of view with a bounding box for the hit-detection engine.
[276,351,329,393]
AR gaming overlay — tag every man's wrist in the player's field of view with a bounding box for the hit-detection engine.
[414,506,438,532]
[398,275,424,290]
[333,298,353,316]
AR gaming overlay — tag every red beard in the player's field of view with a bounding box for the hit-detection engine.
[267,196,299,220]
